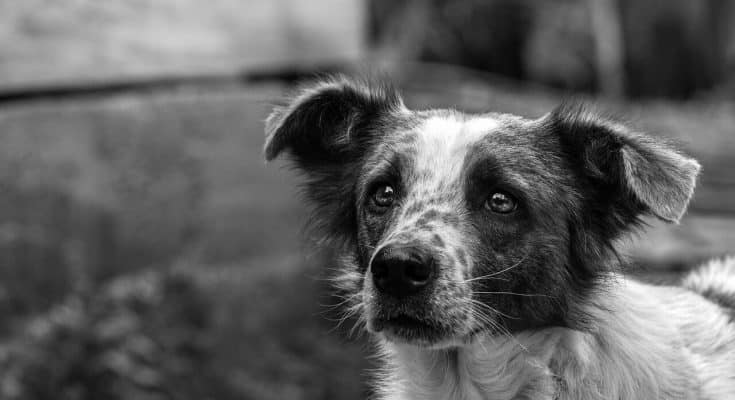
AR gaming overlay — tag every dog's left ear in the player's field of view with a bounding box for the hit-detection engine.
[549,103,700,223]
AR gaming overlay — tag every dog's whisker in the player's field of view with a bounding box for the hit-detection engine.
[468,308,526,352]
[460,274,510,283]
[472,291,553,298]
[320,292,362,308]
[483,255,528,278]
[348,312,367,339]
[316,294,363,317]
[468,305,528,353]
[462,255,529,285]
[467,298,519,321]
[328,301,364,334]
[467,302,530,352]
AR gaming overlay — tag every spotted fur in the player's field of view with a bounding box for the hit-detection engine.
[265,76,735,399]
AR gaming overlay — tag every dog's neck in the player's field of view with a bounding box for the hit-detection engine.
[380,329,562,400]
[376,276,701,400]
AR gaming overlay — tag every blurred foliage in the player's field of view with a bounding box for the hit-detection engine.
[0,270,233,400]
[0,264,371,400]
[0,186,92,324]
[0,103,204,320]
[370,0,735,98]
[91,113,204,275]
[202,259,372,400]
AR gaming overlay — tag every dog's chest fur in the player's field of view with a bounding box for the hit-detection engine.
[379,277,735,400]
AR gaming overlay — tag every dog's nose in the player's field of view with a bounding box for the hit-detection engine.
[371,246,435,297]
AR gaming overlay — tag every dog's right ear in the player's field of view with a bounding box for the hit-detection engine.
[264,76,405,166]
[264,76,405,242]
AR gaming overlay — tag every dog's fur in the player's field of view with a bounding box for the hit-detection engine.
[264,76,735,400]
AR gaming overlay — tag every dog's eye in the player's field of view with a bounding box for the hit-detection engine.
[485,191,517,214]
[371,184,396,208]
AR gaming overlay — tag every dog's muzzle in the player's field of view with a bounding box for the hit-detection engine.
[370,244,436,298]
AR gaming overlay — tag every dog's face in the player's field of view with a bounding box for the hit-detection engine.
[265,77,699,348]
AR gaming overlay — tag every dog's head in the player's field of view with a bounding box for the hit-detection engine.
[264,76,700,348]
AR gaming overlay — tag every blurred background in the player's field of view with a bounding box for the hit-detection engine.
[0,1,733,399]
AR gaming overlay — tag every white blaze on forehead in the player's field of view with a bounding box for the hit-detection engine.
[412,114,501,186]
[395,114,501,279]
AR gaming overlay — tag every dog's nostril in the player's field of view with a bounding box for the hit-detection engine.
[405,261,432,284]
[371,258,388,280]
[370,246,435,298]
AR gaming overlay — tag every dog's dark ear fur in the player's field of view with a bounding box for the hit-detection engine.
[264,76,404,242]
[264,76,404,164]
[550,102,700,224]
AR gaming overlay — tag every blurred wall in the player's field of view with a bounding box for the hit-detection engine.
[0,0,365,90]
[370,0,735,99]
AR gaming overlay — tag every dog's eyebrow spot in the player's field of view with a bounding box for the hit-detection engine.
[416,219,435,231]
[415,215,430,226]
[404,201,425,216]
[430,195,452,205]
[431,234,445,248]
[455,249,468,267]
[422,209,440,220]
[441,212,460,226]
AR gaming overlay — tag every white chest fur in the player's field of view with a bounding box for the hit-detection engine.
[376,277,735,400]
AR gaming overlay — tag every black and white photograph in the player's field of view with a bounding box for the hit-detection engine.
[1,1,734,399]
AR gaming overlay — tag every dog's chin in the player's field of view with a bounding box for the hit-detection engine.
[369,315,465,349]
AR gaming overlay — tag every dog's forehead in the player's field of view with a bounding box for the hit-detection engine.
[361,110,543,191]
[415,113,502,151]
[404,111,525,182]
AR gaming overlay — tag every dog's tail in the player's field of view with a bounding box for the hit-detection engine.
[682,256,735,315]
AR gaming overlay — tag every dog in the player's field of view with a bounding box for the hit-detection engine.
[264,76,735,400]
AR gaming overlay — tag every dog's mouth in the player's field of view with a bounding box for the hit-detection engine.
[372,314,447,344]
